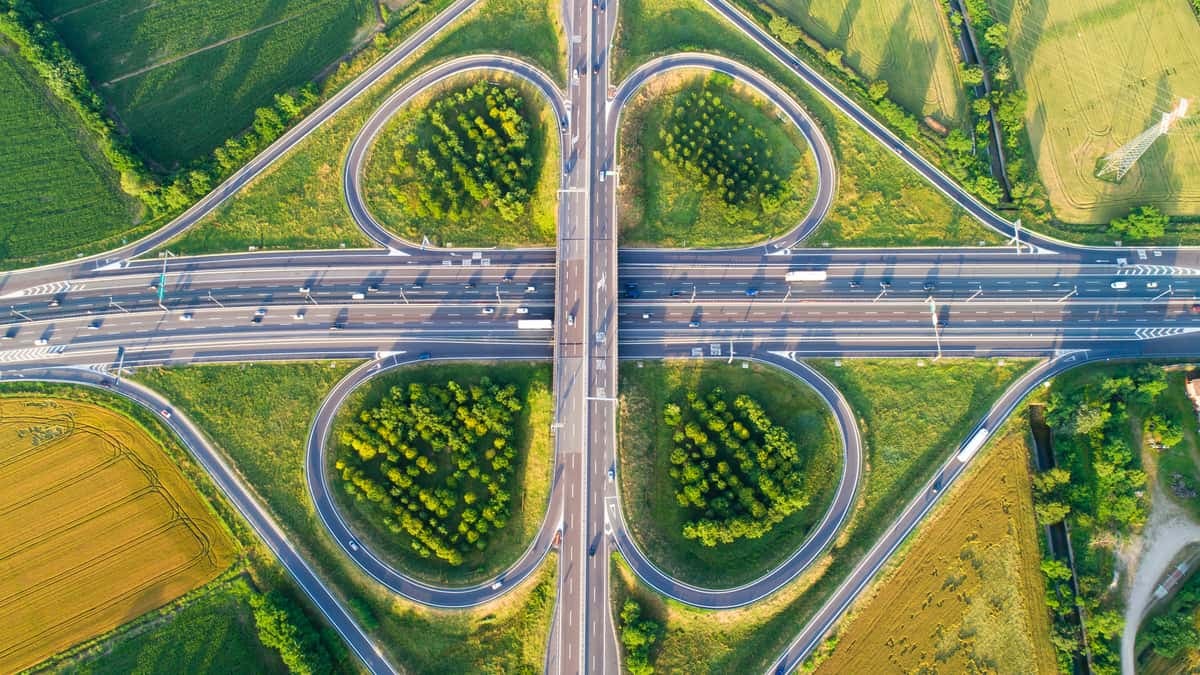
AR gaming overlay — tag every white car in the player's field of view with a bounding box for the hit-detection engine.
[293,311,305,320]
[1110,281,1128,289]
[347,539,359,552]
[516,307,529,314]
[481,307,495,315]
[35,338,48,345]
[180,312,194,321]
[1146,281,1159,289]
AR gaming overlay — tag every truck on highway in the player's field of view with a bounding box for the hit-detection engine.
[956,428,989,463]
[518,319,553,330]
[785,270,827,282]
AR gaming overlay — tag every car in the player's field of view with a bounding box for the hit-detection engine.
[588,543,597,556]
[180,312,194,321]
[352,292,366,300]
[159,408,172,419]
[516,307,529,314]
[347,539,359,552]
[502,275,513,284]
[607,466,615,480]
[464,282,476,290]
[329,323,344,331]
[35,337,48,345]
[292,311,305,320]
[298,286,310,294]
[642,312,651,319]
[88,319,101,330]
[410,283,423,290]
[367,284,380,293]
[1146,281,1159,289]
[595,330,606,343]
[923,282,936,292]
[745,288,759,297]
[1191,303,1200,314]
[848,280,861,289]
[48,299,60,308]
[481,307,495,315]
[251,315,263,324]
[1110,281,1128,289]
[490,581,502,590]
[525,285,536,293]
[567,313,576,326]
[254,308,266,316]
[418,352,432,360]
[688,320,701,328]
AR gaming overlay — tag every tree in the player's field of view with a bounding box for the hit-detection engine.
[867,80,890,102]
[984,23,1009,50]
[961,65,985,87]
[620,599,660,674]
[1148,612,1200,658]
[825,48,844,68]
[768,15,802,45]
[1041,559,1073,582]
[1109,205,1168,241]
[1035,501,1071,525]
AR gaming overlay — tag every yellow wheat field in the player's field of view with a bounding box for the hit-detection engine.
[0,396,236,672]
[815,426,1058,674]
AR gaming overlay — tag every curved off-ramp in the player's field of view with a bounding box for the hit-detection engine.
[305,347,561,607]
[605,351,862,608]
[343,55,569,253]
[607,52,837,252]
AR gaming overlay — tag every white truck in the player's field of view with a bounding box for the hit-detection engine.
[785,270,828,282]
[956,428,989,463]
[517,319,553,330]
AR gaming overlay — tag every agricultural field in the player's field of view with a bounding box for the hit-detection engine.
[0,395,237,673]
[618,73,817,247]
[363,76,560,247]
[33,0,378,167]
[994,0,1200,224]
[609,358,1034,673]
[331,362,553,585]
[0,46,142,268]
[811,425,1057,674]
[613,0,1002,248]
[759,0,967,127]
[618,360,841,588]
[134,362,558,672]
[168,0,564,255]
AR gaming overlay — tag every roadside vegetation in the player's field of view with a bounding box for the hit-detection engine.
[0,45,143,268]
[0,382,345,675]
[613,0,1002,247]
[1149,368,1200,521]
[618,360,840,587]
[134,362,558,671]
[331,363,552,584]
[618,72,816,247]
[169,0,564,255]
[1030,363,1180,672]
[808,422,1057,674]
[617,598,662,675]
[363,76,559,247]
[611,358,1033,672]
[1137,563,1200,674]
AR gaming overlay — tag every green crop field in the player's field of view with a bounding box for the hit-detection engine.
[0,46,142,268]
[992,0,1200,224]
[34,0,377,168]
[761,0,967,127]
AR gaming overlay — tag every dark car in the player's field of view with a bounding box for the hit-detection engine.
[588,543,597,556]
[624,283,640,299]
[745,288,759,297]
[418,352,432,360]
[669,289,681,298]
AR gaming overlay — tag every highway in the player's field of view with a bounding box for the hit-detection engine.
[3,0,1200,673]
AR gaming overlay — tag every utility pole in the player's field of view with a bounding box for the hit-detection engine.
[398,286,409,305]
[783,285,792,303]
[207,290,224,308]
[114,346,126,384]
[690,285,696,304]
[1097,99,1190,180]
[157,250,173,311]
[1151,284,1173,302]
[11,306,33,322]
[1010,219,1022,255]
[727,338,734,364]
[108,296,129,313]
[1057,285,1078,303]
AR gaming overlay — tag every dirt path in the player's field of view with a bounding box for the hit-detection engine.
[1120,488,1200,674]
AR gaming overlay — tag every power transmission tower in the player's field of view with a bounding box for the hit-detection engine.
[1096,98,1189,181]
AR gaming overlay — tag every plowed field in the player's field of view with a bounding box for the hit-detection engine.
[0,396,235,672]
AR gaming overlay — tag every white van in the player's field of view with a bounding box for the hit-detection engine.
[1110,281,1128,289]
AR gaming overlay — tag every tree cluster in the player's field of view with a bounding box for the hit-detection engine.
[1033,364,1171,672]
[1108,205,1169,242]
[664,387,811,546]
[619,599,660,675]
[247,590,335,675]
[1141,567,1200,667]
[394,81,536,223]
[335,378,523,566]
[653,78,786,210]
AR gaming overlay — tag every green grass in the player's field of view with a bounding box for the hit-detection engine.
[167,0,564,255]
[612,0,1002,248]
[362,76,560,247]
[1155,369,1200,520]
[991,0,1200,226]
[760,0,966,127]
[618,73,817,247]
[610,357,1034,672]
[618,360,840,587]
[35,0,377,168]
[63,579,285,675]
[0,44,144,268]
[330,362,553,585]
[132,362,558,672]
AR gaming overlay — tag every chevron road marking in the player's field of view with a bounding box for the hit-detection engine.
[0,280,84,299]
